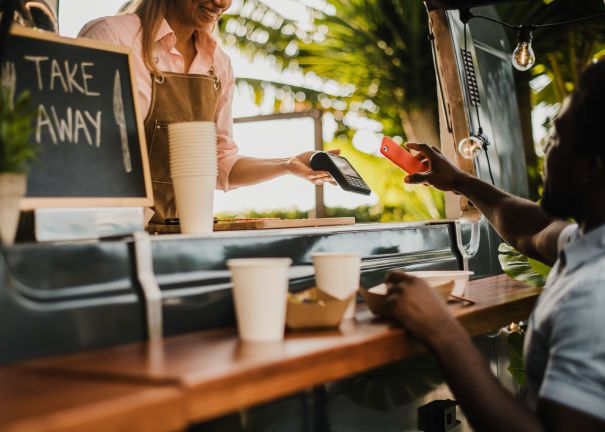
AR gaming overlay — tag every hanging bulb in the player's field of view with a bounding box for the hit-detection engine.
[512,26,536,71]
[458,136,483,160]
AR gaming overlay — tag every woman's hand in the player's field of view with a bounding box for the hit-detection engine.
[287,149,340,185]
[404,143,468,193]
[385,271,459,347]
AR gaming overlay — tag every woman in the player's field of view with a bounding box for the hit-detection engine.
[79,0,335,223]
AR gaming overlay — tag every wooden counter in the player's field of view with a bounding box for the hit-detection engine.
[11,274,540,426]
[0,370,186,432]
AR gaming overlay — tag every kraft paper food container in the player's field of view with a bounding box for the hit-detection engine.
[286,288,352,330]
[406,270,473,297]
[361,280,456,317]
[360,284,389,317]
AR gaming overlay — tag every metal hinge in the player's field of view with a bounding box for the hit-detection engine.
[132,231,163,343]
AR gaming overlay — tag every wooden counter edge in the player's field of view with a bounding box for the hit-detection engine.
[184,286,540,422]
[0,374,187,432]
[8,275,541,428]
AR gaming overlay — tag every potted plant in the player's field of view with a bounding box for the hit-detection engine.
[0,62,38,245]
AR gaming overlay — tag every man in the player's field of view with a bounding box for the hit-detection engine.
[386,59,605,431]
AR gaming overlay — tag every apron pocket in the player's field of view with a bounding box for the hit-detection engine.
[148,121,171,183]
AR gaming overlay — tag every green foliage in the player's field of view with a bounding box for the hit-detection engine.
[215,202,441,224]
[507,323,528,387]
[221,0,437,139]
[295,0,436,135]
[324,138,444,220]
[498,0,605,107]
[0,89,38,173]
[219,1,443,221]
[498,243,551,288]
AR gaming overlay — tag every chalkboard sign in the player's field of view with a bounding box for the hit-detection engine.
[3,27,152,209]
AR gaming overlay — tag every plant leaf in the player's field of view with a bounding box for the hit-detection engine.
[498,243,551,288]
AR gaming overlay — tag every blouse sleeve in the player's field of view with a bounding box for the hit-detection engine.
[78,18,120,44]
[214,56,242,191]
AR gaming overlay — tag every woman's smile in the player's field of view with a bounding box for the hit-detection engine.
[197,1,229,22]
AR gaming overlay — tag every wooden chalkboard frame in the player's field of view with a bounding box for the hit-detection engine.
[9,26,153,209]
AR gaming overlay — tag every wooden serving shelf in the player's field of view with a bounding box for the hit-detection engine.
[0,370,185,432]
[148,217,356,234]
[4,274,540,430]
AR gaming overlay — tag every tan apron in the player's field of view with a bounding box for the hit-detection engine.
[144,71,221,224]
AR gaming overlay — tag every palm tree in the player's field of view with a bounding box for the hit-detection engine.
[218,0,445,221]
[220,0,439,145]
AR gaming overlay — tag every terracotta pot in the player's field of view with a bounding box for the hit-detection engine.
[0,173,26,245]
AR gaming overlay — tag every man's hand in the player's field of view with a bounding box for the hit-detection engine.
[385,271,459,347]
[404,143,468,192]
[287,149,340,185]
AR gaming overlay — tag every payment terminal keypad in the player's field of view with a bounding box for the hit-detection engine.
[310,152,371,195]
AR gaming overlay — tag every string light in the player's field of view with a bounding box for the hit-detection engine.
[458,136,483,160]
[512,26,536,72]
[460,9,605,73]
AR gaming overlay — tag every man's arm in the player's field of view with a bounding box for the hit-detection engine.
[385,272,605,432]
[405,143,569,265]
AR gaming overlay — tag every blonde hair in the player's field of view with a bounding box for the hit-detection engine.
[126,0,170,76]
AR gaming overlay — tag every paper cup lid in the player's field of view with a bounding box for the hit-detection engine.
[227,258,293,268]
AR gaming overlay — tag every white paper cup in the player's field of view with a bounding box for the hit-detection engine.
[172,175,215,234]
[170,159,217,164]
[170,155,216,162]
[168,122,218,183]
[169,121,215,129]
[170,158,217,164]
[168,122,215,134]
[170,145,214,152]
[170,158,217,166]
[169,151,216,159]
[171,167,217,177]
[170,166,218,175]
[170,145,214,151]
[169,144,216,150]
[168,123,217,161]
[227,258,292,342]
[169,134,216,141]
[311,252,361,319]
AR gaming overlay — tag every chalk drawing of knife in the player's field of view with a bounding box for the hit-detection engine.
[113,70,132,173]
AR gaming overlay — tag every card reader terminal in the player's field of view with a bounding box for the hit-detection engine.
[310,152,371,195]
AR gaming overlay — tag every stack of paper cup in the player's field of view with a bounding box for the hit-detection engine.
[312,252,361,319]
[227,258,292,343]
[168,122,217,234]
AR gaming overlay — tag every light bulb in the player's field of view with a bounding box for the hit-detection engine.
[512,42,536,71]
[512,27,536,71]
[458,136,483,160]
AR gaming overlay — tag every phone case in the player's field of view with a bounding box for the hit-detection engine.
[380,136,429,174]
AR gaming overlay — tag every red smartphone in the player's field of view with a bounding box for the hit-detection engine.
[380,136,429,174]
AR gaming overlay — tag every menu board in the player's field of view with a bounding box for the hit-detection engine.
[2,27,152,209]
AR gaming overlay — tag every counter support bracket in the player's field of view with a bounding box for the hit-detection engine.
[132,232,163,342]
[452,220,470,271]
[428,220,470,271]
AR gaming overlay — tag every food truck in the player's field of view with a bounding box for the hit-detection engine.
[0,0,541,430]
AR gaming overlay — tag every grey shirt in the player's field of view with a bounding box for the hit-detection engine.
[524,223,605,420]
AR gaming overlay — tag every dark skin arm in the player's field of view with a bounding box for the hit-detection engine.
[385,272,605,432]
[404,143,569,266]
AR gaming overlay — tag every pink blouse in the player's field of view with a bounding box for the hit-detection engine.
[78,14,241,191]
